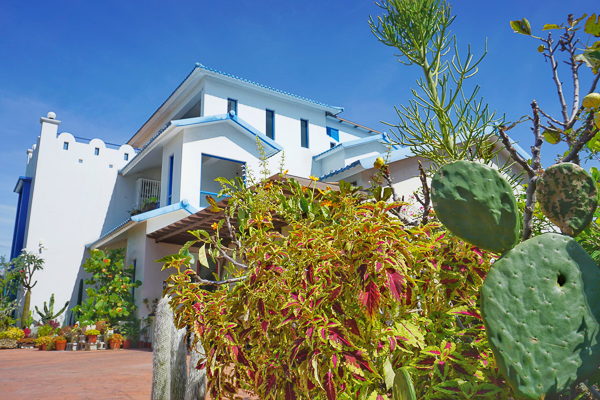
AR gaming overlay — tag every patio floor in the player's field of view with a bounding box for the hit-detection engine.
[0,348,154,399]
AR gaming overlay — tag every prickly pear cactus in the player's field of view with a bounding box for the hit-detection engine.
[392,367,416,400]
[481,233,600,399]
[536,163,598,236]
[431,160,520,253]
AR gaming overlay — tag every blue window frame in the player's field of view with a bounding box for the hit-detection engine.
[301,119,309,148]
[63,142,69,150]
[168,155,174,205]
[326,127,339,141]
[227,98,237,115]
[94,147,100,156]
[124,153,129,161]
[266,110,275,140]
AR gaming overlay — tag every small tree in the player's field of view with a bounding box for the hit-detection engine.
[73,248,141,325]
[9,251,44,328]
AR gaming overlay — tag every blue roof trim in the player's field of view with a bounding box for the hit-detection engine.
[510,141,531,161]
[171,112,283,157]
[120,122,172,173]
[197,63,343,112]
[319,147,415,181]
[14,176,32,193]
[87,200,197,248]
[131,199,198,222]
[313,133,396,161]
[319,160,361,181]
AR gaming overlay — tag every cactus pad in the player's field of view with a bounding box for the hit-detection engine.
[431,161,520,253]
[392,367,416,400]
[536,163,598,236]
[481,233,600,399]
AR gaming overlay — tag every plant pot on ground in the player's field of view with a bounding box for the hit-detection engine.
[137,340,144,348]
[108,334,123,350]
[86,329,100,343]
[123,339,131,349]
[54,336,67,351]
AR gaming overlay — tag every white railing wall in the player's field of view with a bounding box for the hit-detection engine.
[135,178,161,208]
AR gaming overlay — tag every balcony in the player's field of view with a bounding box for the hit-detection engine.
[134,178,161,209]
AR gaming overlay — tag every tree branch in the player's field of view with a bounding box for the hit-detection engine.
[561,111,599,163]
[522,101,544,241]
[414,160,431,225]
[538,107,565,127]
[188,269,248,286]
[497,123,534,175]
[544,34,570,124]
[565,29,581,125]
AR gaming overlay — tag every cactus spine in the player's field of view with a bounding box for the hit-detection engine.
[185,332,206,400]
[171,325,188,400]
[152,296,173,400]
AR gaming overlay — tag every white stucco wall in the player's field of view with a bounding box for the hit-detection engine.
[17,117,134,320]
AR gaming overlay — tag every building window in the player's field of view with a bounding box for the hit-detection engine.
[94,148,100,156]
[326,127,339,141]
[227,98,238,115]
[78,159,83,163]
[124,153,129,161]
[265,110,275,140]
[168,155,174,206]
[109,164,113,169]
[301,119,309,148]
[63,142,69,150]
[330,142,336,148]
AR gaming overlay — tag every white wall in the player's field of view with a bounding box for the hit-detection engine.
[18,117,134,319]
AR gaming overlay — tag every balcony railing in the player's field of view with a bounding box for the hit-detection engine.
[135,178,161,209]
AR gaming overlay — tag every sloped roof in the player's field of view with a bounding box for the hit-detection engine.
[86,200,198,249]
[313,133,396,161]
[318,147,413,180]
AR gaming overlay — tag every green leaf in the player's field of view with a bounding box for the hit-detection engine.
[198,244,209,269]
[383,357,395,390]
[585,14,600,37]
[156,253,187,264]
[542,23,562,31]
[543,129,561,144]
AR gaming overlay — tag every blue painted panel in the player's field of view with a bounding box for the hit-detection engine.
[11,178,32,259]
[326,127,339,141]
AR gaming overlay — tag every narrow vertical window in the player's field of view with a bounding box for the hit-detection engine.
[63,142,69,150]
[266,110,275,140]
[301,119,309,148]
[227,98,238,115]
[94,148,100,156]
[124,153,129,161]
[168,155,174,205]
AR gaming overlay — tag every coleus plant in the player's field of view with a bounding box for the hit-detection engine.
[161,173,515,399]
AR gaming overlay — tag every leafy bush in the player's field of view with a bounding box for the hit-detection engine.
[163,176,514,399]
[85,329,100,336]
[37,324,56,337]
[0,327,25,340]
[73,248,141,324]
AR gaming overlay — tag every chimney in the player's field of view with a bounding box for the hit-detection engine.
[39,111,61,139]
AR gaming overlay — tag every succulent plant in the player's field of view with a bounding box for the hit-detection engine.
[392,367,416,400]
[536,163,598,236]
[481,233,600,399]
[431,160,520,253]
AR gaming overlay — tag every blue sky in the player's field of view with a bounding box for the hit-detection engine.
[0,0,596,257]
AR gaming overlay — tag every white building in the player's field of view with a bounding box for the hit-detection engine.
[10,63,529,326]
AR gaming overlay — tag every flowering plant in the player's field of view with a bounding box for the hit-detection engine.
[85,329,100,336]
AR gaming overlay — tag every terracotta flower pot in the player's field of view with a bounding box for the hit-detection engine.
[123,340,131,349]
[109,340,121,350]
[55,340,67,351]
[137,340,144,348]
[39,344,47,351]
[144,341,151,348]
[87,335,97,344]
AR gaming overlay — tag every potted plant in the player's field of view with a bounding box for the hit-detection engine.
[120,321,139,349]
[37,324,55,338]
[108,333,123,350]
[34,335,53,351]
[54,335,67,351]
[16,337,36,349]
[85,329,100,343]
[141,197,158,213]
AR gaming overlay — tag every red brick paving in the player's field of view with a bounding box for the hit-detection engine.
[0,348,154,399]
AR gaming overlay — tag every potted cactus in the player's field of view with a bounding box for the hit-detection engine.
[85,329,100,344]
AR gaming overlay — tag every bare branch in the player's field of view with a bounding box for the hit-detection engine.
[188,269,248,286]
[415,160,431,225]
[544,34,570,124]
[224,209,242,252]
[565,29,581,124]
[522,101,544,241]
[497,124,534,175]
[538,107,565,127]
[561,111,599,164]
[590,73,600,95]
